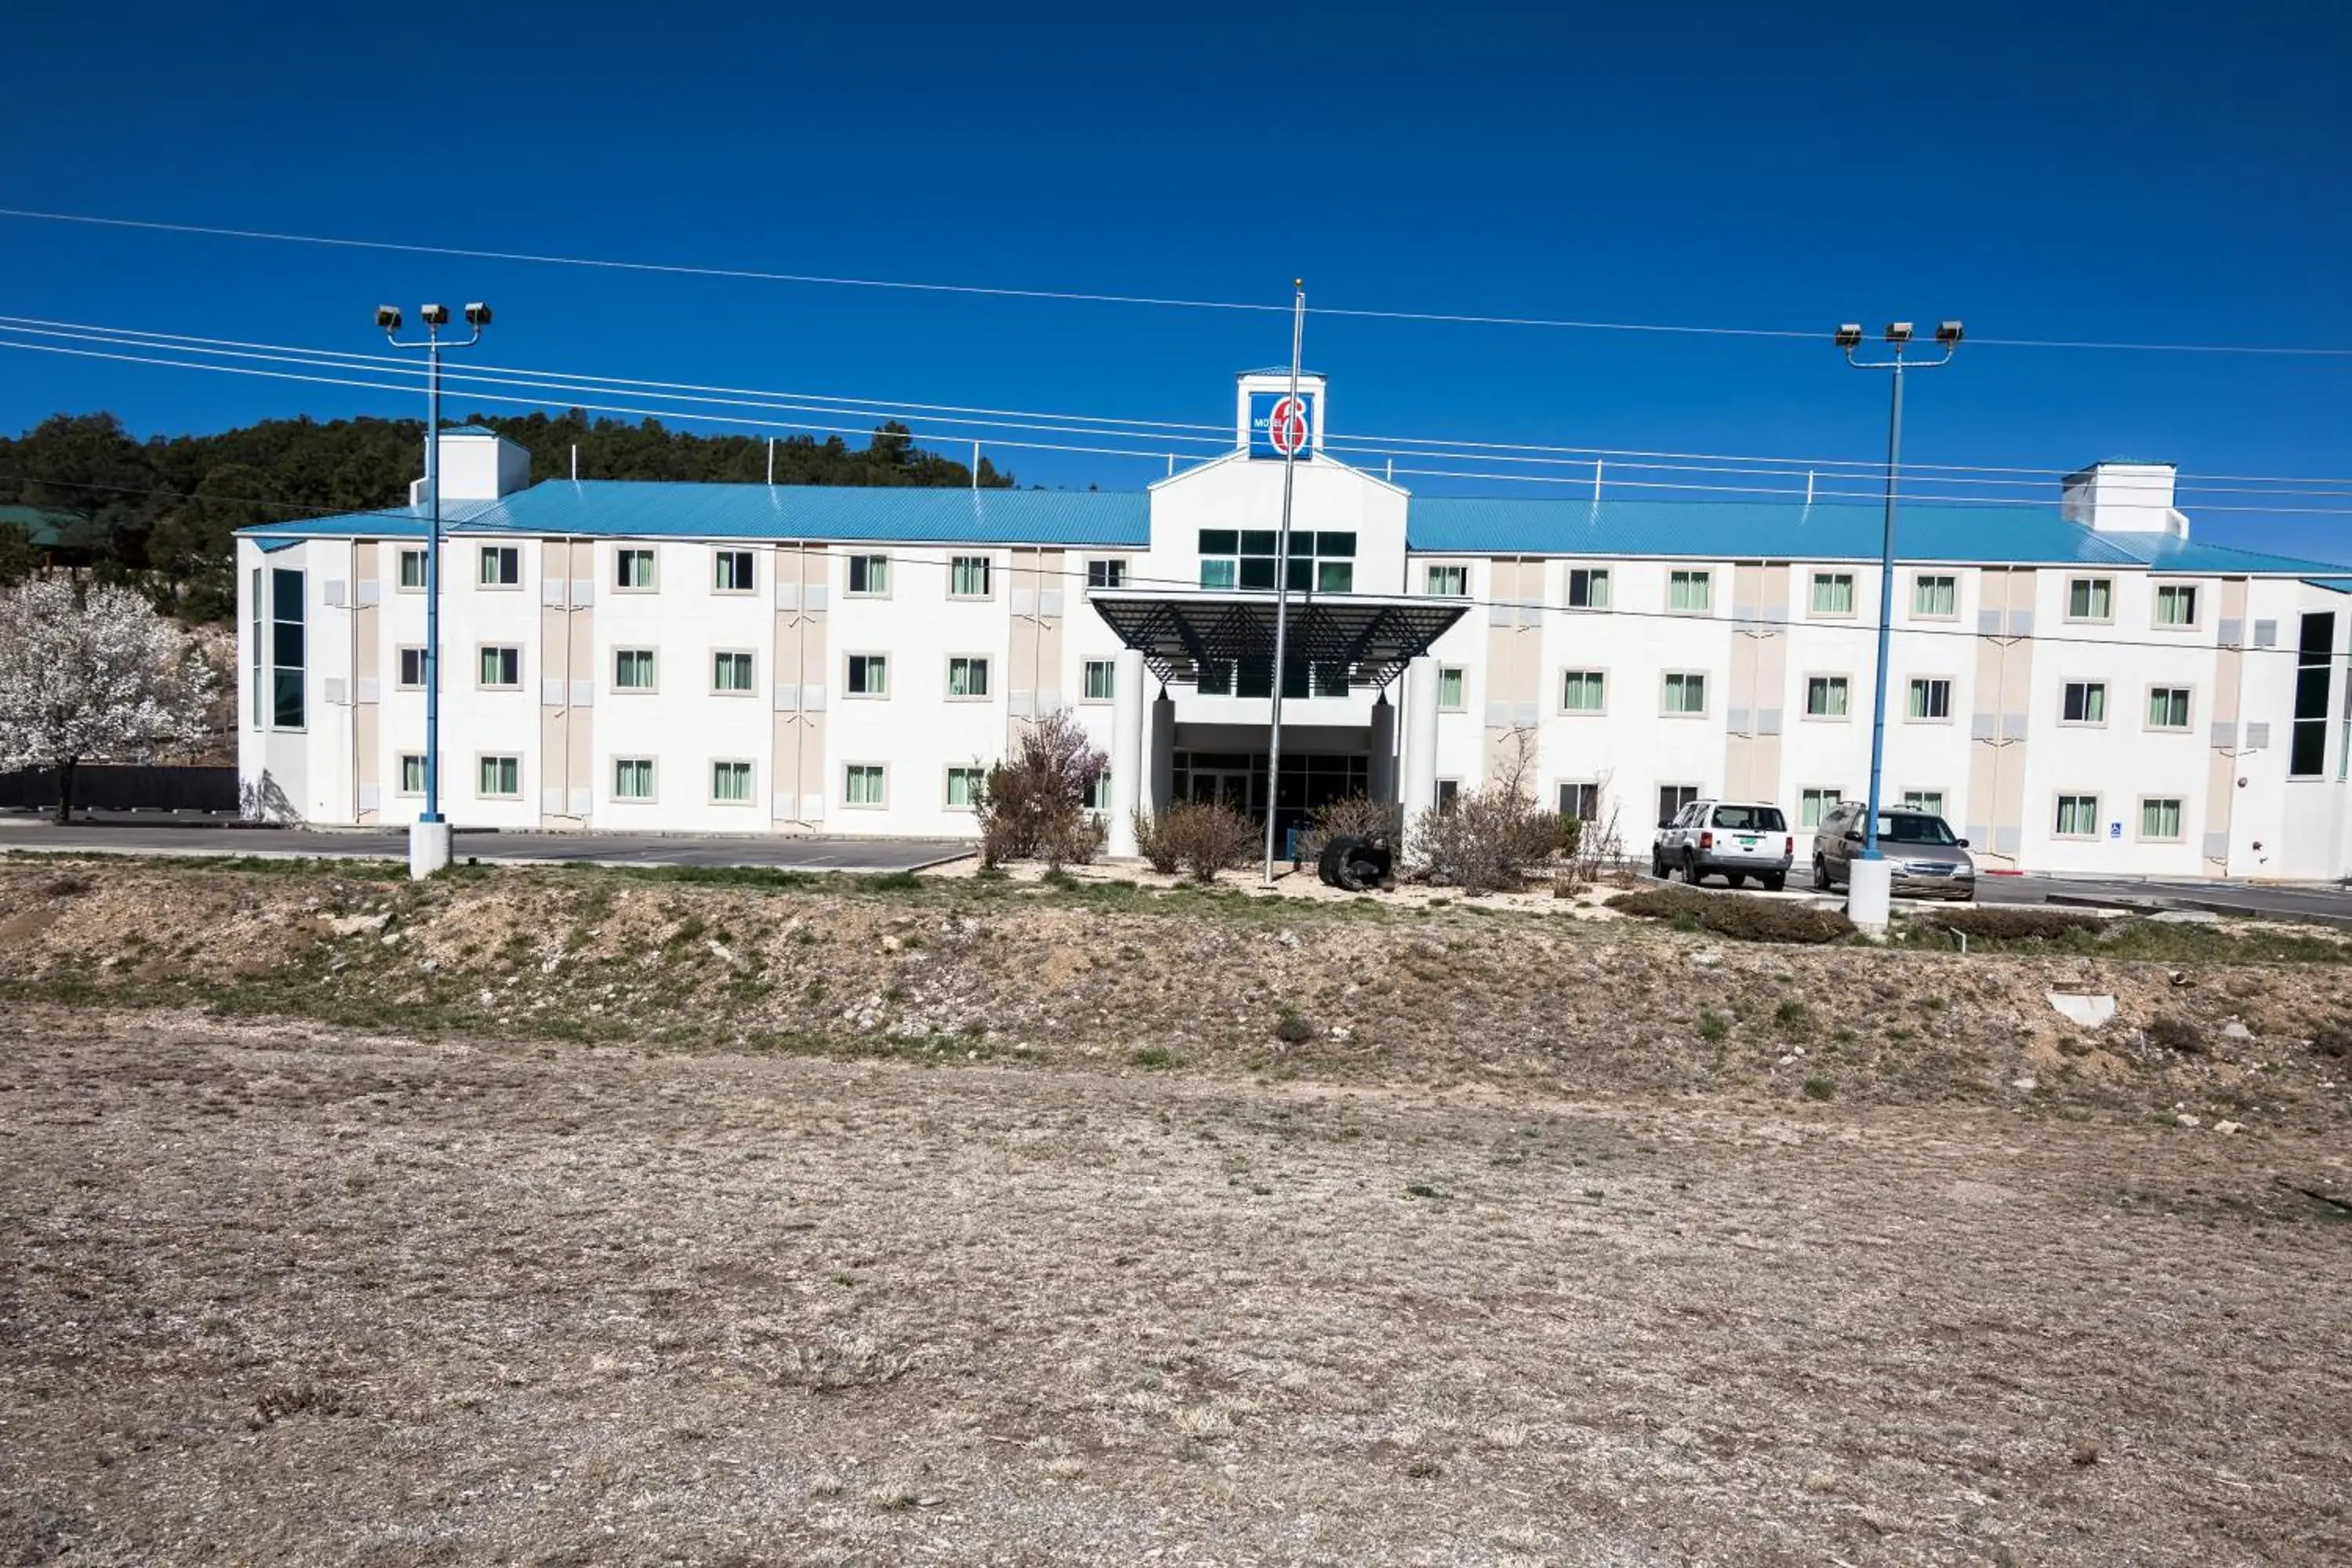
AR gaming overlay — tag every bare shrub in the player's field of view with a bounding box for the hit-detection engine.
[1136,800,1258,883]
[1563,792,1629,885]
[972,710,1108,869]
[1406,732,1566,894]
[2146,1014,2205,1054]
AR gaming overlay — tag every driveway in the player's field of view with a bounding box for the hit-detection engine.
[1650,857,2352,929]
[0,816,971,873]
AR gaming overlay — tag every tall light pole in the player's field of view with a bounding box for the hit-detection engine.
[1263,280,1307,884]
[379,301,491,879]
[1836,318,1960,931]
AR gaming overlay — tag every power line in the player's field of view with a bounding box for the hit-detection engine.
[19,328,2352,519]
[13,310,2352,497]
[9,205,2352,358]
[20,471,2348,654]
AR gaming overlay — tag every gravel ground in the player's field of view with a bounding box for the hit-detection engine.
[2,1009,2347,1566]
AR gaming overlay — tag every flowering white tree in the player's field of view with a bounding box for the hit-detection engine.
[0,577,219,822]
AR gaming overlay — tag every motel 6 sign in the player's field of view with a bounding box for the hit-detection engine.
[1247,390,1317,460]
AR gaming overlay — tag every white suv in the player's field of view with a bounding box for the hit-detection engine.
[1652,800,1795,891]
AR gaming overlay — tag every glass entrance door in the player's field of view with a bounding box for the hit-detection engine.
[1187,768,1251,813]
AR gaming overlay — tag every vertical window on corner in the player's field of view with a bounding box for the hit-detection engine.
[269,568,306,729]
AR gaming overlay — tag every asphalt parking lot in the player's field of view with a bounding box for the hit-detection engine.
[0,817,971,873]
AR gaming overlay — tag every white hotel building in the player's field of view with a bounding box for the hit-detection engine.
[237,371,2352,880]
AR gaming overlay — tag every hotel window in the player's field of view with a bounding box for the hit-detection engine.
[2292,612,2336,777]
[477,755,521,799]
[478,546,520,587]
[2147,686,2191,731]
[1901,789,1946,816]
[477,645,521,689]
[846,654,888,697]
[947,655,990,699]
[397,548,428,590]
[713,550,755,593]
[2066,577,2113,622]
[844,763,887,808]
[1558,782,1599,821]
[2154,584,2198,627]
[946,766,986,810]
[711,651,755,694]
[710,760,754,804]
[1436,779,1461,815]
[1559,670,1606,714]
[2062,681,2107,724]
[397,754,426,796]
[612,757,655,802]
[1086,771,1113,813]
[1810,572,1856,616]
[1667,569,1711,613]
[847,554,890,597]
[251,567,307,730]
[1197,528,1356,593]
[1805,675,1851,718]
[1425,564,1468,597]
[1657,783,1699,824]
[615,548,657,590]
[2140,797,2184,841]
[1566,567,1610,611]
[1083,659,1116,702]
[2054,793,2100,838]
[1437,667,1466,712]
[949,555,991,598]
[396,647,426,691]
[1662,671,1708,715]
[613,648,656,691]
[1087,558,1127,591]
[1800,788,1842,828]
[1907,677,1951,720]
[1912,574,1958,618]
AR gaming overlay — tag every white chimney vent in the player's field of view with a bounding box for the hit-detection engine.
[2060,460,2188,539]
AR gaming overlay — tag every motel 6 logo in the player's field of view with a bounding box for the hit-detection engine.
[1267,395,1310,457]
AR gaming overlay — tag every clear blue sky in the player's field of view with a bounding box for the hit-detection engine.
[5,2,2349,561]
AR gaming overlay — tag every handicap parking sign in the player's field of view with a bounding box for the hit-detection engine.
[2109,821,2122,840]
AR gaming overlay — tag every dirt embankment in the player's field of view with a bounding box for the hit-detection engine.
[0,859,2345,1130]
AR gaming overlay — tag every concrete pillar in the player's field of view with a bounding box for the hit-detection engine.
[1107,648,1146,857]
[1847,857,1892,938]
[1148,686,1175,817]
[1367,692,1397,806]
[1400,656,1439,824]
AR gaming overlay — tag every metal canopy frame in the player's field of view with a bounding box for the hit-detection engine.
[1087,590,1470,691]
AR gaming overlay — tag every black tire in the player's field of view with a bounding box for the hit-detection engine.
[1684,853,1704,887]
[1813,854,1833,891]
[1762,873,1786,892]
[1650,848,1666,879]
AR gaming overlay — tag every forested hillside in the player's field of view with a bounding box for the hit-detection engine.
[0,410,1014,621]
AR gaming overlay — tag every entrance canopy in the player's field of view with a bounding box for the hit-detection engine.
[1088,590,1469,691]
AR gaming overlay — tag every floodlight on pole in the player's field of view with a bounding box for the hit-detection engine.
[379,298,491,878]
[1835,314,1962,924]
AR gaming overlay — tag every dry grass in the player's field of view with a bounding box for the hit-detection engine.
[1,1008,2348,1564]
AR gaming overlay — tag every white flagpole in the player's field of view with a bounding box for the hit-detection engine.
[1264,279,1306,883]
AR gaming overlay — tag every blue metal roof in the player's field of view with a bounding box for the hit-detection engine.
[234,480,2351,578]
[2095,531,2352,577]
[1402,498,2150,565]
[241,481,1152,547]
